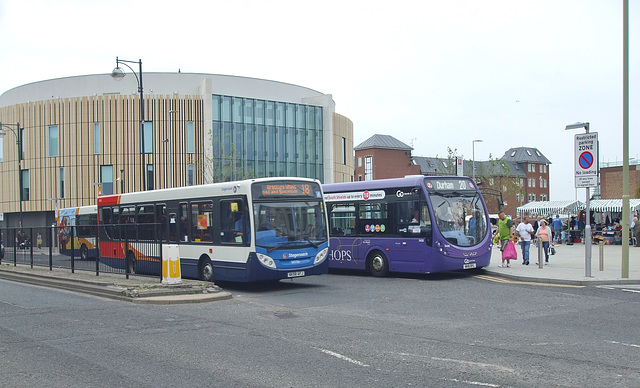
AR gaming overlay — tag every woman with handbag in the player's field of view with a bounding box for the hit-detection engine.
[535,219,554,264]
[497,211,515,267]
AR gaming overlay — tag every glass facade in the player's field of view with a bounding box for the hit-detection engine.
[211,94,324,182]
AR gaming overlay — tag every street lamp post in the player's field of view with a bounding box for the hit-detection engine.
[566,122,592,277]
[0,122,23,228]
[110,57,146,191]
[472,139,483,182]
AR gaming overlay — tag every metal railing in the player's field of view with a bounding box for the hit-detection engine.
[1,224,163,280]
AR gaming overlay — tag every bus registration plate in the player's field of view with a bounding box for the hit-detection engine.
[463,263,477,270]
[288,271,305,278]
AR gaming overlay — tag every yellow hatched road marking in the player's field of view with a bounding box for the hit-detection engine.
[474,274,585,288]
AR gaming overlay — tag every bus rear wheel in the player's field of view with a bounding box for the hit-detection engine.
[368,251,389,277]
[199,257,214,282]
[80,244,89,261]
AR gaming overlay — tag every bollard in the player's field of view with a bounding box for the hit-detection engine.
[538,238,543,269]
[599,240,604,271]
[162,244,182,285]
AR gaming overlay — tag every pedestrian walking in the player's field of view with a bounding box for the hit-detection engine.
[632,217,640,247]
[536,219,553,264]
[497,211,514,267]
[552,215,563,244]
[516,217,534,265]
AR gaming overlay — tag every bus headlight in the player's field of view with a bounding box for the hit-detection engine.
[314,247,328,265]
[256,253,276,269]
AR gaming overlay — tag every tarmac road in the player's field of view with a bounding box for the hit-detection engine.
[1,241,638,303]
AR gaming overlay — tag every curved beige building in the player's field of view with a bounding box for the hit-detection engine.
[0,73,354,227]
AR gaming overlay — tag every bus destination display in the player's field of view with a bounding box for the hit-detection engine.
[424,178,475,192]
[254,182,322,198]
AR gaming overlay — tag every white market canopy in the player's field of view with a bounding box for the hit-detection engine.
[579,199,640,213]
[516,200,584,215]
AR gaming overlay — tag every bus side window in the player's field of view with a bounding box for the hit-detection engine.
[220,199,248,245]
[191,201,214,242]
[179,203,189,242]
[156,204,166,242]
[168,213,178,242]
[329,203,356,237]
[421,205,433,246]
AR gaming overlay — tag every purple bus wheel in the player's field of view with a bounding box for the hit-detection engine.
[368,251,389,277]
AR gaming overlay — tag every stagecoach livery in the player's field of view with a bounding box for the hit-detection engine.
[58,206,98,260]
[97,177,329,283]
[323,176,492,276]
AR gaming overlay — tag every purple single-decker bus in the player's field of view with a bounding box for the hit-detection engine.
[323,176,492,276]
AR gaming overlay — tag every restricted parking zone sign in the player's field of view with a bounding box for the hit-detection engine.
[574,132,598,188]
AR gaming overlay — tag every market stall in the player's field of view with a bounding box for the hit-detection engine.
[578,199,640,245]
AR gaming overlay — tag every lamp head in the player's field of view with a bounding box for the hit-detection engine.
[111,66,126,80]
[565,122,589,130]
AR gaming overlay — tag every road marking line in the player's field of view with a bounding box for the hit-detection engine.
[606,340,640,348]
[317,348,369,367]
[440,378,501,387]
[431,356,515,373]
[621,289,640,294]
[474,274,585,288]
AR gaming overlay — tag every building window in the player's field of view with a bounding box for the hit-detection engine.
[142,121,153,154]
[539,177,543,187]
[20,127,25,160]
[364,156,373,181]
[489,178,494,185]
[93,122,100,154]
[48,125,59,157]
[341,137,346,165]
[101,165,113,196]
[187,164,194,186]
[544,165,547,173]
[20,169,29,201]
[59,167,64,198]
[187,121,195,153]
[358,175,362,181]
[357,157,362,167]
[147,164,154,190]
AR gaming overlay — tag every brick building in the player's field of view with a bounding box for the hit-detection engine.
[599,161,640,199]
[353,134,551,216]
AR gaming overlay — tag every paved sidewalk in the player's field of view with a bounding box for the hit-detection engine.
[0,262,232,304]
[484,241,640,285]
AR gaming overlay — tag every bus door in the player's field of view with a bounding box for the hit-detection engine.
[392,200,434,273]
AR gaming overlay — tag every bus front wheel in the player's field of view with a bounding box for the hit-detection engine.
[199,257,214,282]
[368,251,389,277]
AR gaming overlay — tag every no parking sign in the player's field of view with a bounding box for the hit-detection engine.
[574,132,598,188]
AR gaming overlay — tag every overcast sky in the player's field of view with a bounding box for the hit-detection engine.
[0,0,637,202]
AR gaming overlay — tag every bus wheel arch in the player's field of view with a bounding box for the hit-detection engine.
[367,250,389,277]
[198,255,214,282]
